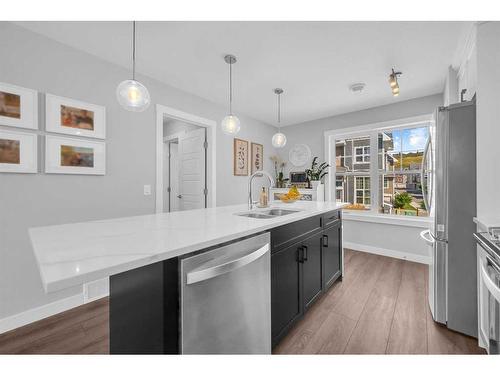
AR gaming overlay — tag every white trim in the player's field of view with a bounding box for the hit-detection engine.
[324,114,432,139]
[0,293,84,334]
[344,241,431,265]
[163,131,185,143]
[343,211,431,228]
[156,104,216,213]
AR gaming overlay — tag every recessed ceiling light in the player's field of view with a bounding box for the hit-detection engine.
[349,83,366,94]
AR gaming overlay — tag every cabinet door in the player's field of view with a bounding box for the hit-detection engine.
[271,243,302,344]
[302,232,323,310]
[322,220,341,290]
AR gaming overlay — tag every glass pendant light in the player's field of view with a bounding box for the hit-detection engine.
[221,55,241,135]
[388,68,402,97]
[116,21,151,112]
[272,88,287,148]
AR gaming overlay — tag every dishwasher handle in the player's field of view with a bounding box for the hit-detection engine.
[481,258,500,303]
[186,243,269,285]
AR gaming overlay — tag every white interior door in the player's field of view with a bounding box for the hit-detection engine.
[169,142,180,212]
[178,128,206,211]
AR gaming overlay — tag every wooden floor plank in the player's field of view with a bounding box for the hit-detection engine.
[344,257,404,354]
[0,251,485,355]
[386,261,428,354]
[332,253,385,321]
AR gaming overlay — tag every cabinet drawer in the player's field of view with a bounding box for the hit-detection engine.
[271,215,322,252]
[322,210,341,228]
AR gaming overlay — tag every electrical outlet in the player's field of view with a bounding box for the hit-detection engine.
[143,185,152,196]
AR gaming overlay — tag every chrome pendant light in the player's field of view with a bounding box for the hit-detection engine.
[116,21,151,112]
[221,54,241,135]
[272,88,287,148]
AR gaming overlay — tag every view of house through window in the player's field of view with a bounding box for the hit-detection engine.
[335,136,371,211]
[334,123,429,217]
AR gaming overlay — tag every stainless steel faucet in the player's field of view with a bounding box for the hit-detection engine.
[248,171,274,210]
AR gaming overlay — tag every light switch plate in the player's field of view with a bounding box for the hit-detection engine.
[143,185,152,196]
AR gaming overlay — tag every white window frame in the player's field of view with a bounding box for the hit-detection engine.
[354,176,371,205]
[324,114,433,220]
[353,145,370,164]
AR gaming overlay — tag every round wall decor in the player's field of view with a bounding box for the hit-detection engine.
[289,144,312,167]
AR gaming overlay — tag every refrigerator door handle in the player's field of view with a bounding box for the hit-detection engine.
[421,137,432,212]
[420,229,435,245]
[429,230,448,244]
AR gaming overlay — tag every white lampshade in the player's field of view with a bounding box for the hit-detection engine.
[116,79,151,112]
[272,132,287,148]
[221,115,241,135]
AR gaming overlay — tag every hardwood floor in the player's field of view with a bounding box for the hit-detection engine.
[0,297,109,354]
[0,250,485,354]
[274,249,485,355]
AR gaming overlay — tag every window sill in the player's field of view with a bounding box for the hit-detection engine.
[342,211,431,228]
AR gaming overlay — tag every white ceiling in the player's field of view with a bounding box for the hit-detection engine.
[15,21,470,126]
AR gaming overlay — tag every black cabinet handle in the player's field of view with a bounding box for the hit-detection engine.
[323,234,328,247]
[302,245,308,261]
[297,247,304,263]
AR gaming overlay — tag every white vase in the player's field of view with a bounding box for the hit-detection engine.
[311,180,320,190]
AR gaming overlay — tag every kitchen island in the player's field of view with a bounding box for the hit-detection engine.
[29,201,345,354]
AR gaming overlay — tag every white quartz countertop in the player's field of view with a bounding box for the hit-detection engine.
[29,201,345,293]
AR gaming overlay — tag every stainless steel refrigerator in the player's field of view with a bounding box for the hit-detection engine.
[420,99,477,337]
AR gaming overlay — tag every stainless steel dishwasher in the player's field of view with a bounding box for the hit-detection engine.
[180,232,271,354]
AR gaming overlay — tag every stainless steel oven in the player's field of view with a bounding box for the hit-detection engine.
[476,233,500,354]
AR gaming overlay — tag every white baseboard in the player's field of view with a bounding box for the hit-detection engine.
[0,293,85,335]
[344,241,431,265]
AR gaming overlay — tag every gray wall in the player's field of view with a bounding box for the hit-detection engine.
[0,22,277,320]
[278,94,443,175]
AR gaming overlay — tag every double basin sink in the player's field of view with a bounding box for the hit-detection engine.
[235,208,300,219]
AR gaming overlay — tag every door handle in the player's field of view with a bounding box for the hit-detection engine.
[322,234,328,247]
[302,245,308,261]
[297,247,304,263]
[186,243,269,285]
[177,195,182,199]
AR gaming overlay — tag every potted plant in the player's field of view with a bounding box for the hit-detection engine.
[270,155,289,188]
[305,157,330,190]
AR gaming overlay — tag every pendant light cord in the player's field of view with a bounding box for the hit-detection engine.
[277,92,281,130]
[132,21,136,81]
[229,61,233,115]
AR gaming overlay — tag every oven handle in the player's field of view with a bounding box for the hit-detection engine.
[186,243,269,285]
[480,259,500,302]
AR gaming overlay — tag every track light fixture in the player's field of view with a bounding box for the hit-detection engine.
[389,68,402,97]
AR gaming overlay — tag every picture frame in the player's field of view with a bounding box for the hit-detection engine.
[45,135,106,175]
[251,142,263,174]
[0,129,37,173]
[233,138,249,176]
[46,94,106,139]
[0,82,38,130]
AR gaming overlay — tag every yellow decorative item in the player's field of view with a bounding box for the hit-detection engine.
[279,186,301,203]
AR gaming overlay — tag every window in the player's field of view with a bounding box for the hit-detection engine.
[354,146,370,163]
[331,121,430,217]
[354,176,370,205]
[334,136,371,210]
[378,126,428,216]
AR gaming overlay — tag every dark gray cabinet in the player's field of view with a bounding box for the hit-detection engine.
[270,209,342,347]
[302,232,323,310]
[271,242,302,342]
[322,218,342,290]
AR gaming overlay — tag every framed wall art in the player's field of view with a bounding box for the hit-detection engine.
[45,135,106,175]
[46,94,106,139]
[0,129,37,173]
[251,142,263,174]
[0,82,38,130]
[233,138,248,176]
